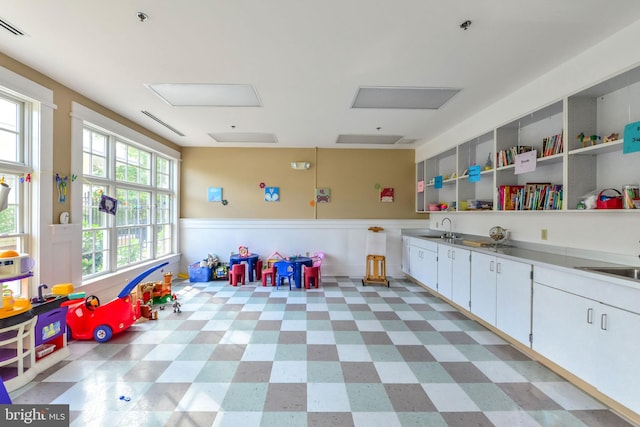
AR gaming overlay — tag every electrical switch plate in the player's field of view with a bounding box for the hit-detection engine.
[541,229,548,240]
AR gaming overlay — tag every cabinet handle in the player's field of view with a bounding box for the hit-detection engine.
[586,308,593,324]
[448,249,451,258]
[496,262,501,274]
[490,260,495,272]
[600,313,608,331]
[451,250,455,260]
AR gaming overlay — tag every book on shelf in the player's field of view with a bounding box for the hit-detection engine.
[542,131,564,157]
[496,145,536,168]
[498,183,563,210]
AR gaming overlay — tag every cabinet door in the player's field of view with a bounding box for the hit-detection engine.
[408,244,421,281]
[422,248,438,291]
[437,244,453,299]
[402,237,411,274]
[451,247,471,310]
[595,305,640,414]
[531,283,597,385]
[470,252,497,325]
[495,258,532,346]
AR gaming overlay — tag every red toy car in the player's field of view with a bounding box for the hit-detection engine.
[62,262,168,343]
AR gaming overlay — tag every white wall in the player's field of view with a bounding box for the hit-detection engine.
[180,219,428,279]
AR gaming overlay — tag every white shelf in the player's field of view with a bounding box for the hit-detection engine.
[417,64,640,213]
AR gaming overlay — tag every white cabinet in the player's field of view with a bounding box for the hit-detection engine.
[471,252,532,346]
[437,243,470,308]
[403,238,438,290]
[402,236,411,275]
[532,269,640,414]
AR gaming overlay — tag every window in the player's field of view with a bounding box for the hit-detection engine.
[82,126,176,279]
[0,90,31,296]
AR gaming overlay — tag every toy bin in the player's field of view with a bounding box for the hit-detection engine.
[596,188,623,209]
[188,263,212,282]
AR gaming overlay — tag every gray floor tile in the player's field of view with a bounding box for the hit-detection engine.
[8,276,632,427]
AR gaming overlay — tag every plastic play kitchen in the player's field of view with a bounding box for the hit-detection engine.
[0,251,73,392]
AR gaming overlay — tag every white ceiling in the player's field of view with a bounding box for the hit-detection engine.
[2,1,640,150]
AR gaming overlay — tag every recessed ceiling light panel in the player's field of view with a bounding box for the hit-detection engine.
[336,134,404,145]
[352,86,461,110]
[147,83,261,107]
[208,132,277,143]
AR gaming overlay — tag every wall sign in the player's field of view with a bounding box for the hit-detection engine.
[623,121,640,154]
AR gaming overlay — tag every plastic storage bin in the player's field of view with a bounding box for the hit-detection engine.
[188,263,212,282]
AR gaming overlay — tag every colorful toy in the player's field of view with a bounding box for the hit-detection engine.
[604,132,619,143]
[62,262,168,342]
[577,132,601,147]
[172,294,181,313]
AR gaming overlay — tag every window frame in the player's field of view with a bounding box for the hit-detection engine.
[73,103,180,283]
[0,64,55,298]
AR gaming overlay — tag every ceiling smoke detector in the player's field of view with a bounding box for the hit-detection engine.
[137,12,149,22]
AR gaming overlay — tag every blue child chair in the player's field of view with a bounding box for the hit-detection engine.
[274,260,294,290]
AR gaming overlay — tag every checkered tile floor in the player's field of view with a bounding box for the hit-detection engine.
[10,276,636,427]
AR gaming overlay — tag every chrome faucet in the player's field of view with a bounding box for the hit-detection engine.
[441,217,453,238]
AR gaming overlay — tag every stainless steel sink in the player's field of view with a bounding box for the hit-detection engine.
[419,234,461,240]
[576,266,640,281]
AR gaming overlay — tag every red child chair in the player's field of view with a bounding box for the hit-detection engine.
[254,259,263,281]
[262,260,276,286]
[229,263,246,286]
[303,264,320,289]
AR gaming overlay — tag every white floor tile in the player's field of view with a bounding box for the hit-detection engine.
[241,343,277,361]
[270,360,307,383]
[422,383,480,412]
[177,382,230,411]
[534,381,606,410]
[374,361,419,383]
[473,361,527,383]
[307,383,351,412]
[425,344,468,362]
[156,360,206,382]
[337,344,373,362]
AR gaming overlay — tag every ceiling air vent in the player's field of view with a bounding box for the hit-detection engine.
[141,111,185,136]
[352,86,461,110]
[0,17,25,36]
[336,134,404,145]
[395,138,417,145]
[208,133,278,143]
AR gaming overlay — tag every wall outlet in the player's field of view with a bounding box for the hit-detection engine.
[541,229,548,240]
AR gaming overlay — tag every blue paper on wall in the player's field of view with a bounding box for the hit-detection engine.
[434,176,443,189]
[623,121,640,154]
